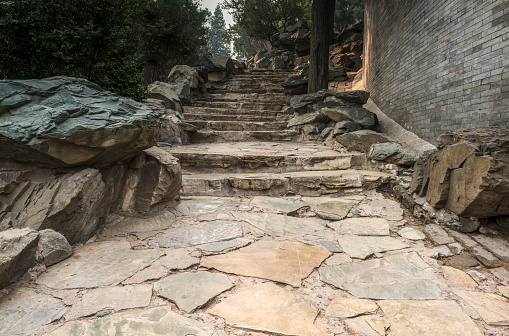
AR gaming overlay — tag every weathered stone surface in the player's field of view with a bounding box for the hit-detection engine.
[101,210,176,236]
[37,229,72,266]
[168,65,201,89]
[322,107,376,130]
[441,266,477,288]
[287,111,329,128]
[398,227,426,240]
[369,142,419,167]
[471,245,503,268]
[0,288,67,336]
[454,290,509,326]
[319,241,342,252]
[358,198,404,221]
[471,235,509,263]
[36,241,163,289]
[336,130,393,154]
[423,224,454,245]
[499,286,509,298]
[336,235,409,259]
[332,120,361,136]
[379,300,483,336]
[305,197,359,220]
[0,228,39,288]
[209,282,326,336]
[203,241,242,253]
[328,217,390,236]
[46,306,228,336]
[150,220,243,248]
[281,75,308,95]
[67,284,153,319]
[450,230,478,249]
[320,252,441,299]
[121,147,181,214]
[250,196,306,214]
[176,198,238,215]
[344,316,386,336]
[232,212,327,238]
[491,267,509,282]
[325,298,378,318]
[434,245,454,257]
[155,271,233,313]
[447,254,480,268]
[290,90,370,114]
[147,81,183,112]
[0,77,160,167]
[202,240,331,287]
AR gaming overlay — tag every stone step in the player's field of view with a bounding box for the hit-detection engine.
[191,130,298,143]
[192,101,284,110]
[223,84,283,91]
[180,170,392,197]
[197,97,284,104]
[206,93,287,101]
[210,88,284,94]
[166,142,365,173]
[188,120,288,131]
[183,113,281,122]
[185,107,285,116]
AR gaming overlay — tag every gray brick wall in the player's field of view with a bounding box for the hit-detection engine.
[364,0,509,143]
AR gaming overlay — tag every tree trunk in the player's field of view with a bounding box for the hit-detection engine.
[308,0,336,93]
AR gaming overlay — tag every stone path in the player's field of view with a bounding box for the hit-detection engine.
[2,69,509,335]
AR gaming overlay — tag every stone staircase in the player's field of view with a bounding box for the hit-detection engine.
[167,69,391,197]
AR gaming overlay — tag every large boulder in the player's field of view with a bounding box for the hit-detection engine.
[369,142,419,167]
[37,229,72,266]
[120,147,182,214]
[201,54,237,82]
[0,228,39,289]
[167,65,202,90]
[0,77,160,168]
[322,107,377,130]
[336,130,394,154]
[290,90,370,113]
[281,75,308,95]
[293,29,311,57]
[147,82,183,113]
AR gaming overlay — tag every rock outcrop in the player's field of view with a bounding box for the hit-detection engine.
[0,77,160,168]
[0,228,39,288]
[330,21,364,72]
[411,127,509,218]
[166,65,206,104]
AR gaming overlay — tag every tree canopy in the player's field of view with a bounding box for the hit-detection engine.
[334,0,364,31]
[224,0,311,42]
[207,5,230,56]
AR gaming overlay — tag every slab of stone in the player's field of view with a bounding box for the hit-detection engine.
[454,290,509,326]
[397,227,425,240]
[447,254,479,268]
[250,196,306,214]
[491,267,509,282]
[202,240,331,287]
[450,231,478,249]
[448,242,464,254]
[325,253,353,266]
[358,198,403,221]
[441,266,477,288]
[232,212,327,238]
[498,286,509,298]
[423,224,454,245]
[471,245,503,268]
[379,300,483,336]
[46,306,228,336]
[176,198,238,215]
[209,282,325,336]
[67,284,153,319]
[36,241,163,289]
[0,288,67,336]
[434,245,454,257]
[471,235,509,262]
[151,220,243,248]
[306,198,359,220]
[344,316,385,336]
[101,211,176,235]
[329,217,390,236]
[325,298,378,318]
[320,252,441,299]
[337,235,409,259]
[319,241,342,253]
[155,271,233,313]
[203,241,242,253]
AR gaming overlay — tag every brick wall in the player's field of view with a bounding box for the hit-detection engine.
[364,0,509,143]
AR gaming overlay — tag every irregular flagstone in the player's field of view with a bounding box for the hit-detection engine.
[36,241,163,289]
[232,212,327,238]
[491,267,509,282]
[176,198,238,215]
[358,198,403,220]
[365,316,390,335]
[337,235,409,259]
[454,290,509,326]
[398,227,426,240]
[46,306,228,336]
[423,224,454,245]
[150,220,243,248]
[0,288,67,336]
[201,240,331,287]
[344,316,385,336]
[209,282,326,336]
[471,235,509,262]
[441,266,477,288]
[319,240,342,253]
[320,252,442,299]
[325,298,378,318]
[303,197,361,220]
[498,286,509,299]
[249,196,306,214]
[328,217,390,236]
[154,271,234,313]
[66,284,153,319]
[203,241,243,253]
[379,300,483,336]
[101,211,176,235]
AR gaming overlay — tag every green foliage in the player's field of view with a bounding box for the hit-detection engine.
[224,0,311,42]
[225,24,270,59]
[207,5,230,57]
[334,0,364,31]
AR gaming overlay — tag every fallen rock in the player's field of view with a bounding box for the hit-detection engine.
[0,228,39,288]
[336,130,393,154]
[37,229,72,266]
[322,106,376,130]
[281,75,308,95]
[0,77,160,168]
[206,54,237,82]
[369,142,419,167]
[147,81,183,112]
[167,65,202,90]
[287,112,329,128]
[120,147,181,214]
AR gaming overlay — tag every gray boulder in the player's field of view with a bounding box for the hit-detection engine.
[147,82,183,112]
[369,142,419,167]
[332,120,361,136]
[328,67,348,82]
[0,77,160,168]
[336,130,394,154]
[322,106,377,129]
[37,229,72,266]
[0,228,39,289]
[281,76,308,95]
[287,112,329,128]
[286,20,309,34]
[271,55,290,70]
[255,57,272,69]
[290,90,370,113]
[167,65,202,90]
